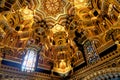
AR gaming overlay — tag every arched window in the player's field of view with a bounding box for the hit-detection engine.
[21,48,38,72]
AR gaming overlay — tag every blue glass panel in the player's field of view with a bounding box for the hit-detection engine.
[84,40,99,64]
[110,77,120,80]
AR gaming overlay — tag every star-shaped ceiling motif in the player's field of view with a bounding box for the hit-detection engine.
[41,0,66,18]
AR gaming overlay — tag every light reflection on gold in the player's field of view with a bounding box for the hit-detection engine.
[74,0,86,9]
[51,24,65,33]
[53,60,72,74]
[59,60,66,69]
[18,7,34,30]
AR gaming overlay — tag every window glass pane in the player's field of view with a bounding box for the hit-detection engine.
[22,49,37,72]
[84,40,99,64]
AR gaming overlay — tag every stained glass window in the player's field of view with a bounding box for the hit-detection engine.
[84,40,99,64]
[22,49,37,72]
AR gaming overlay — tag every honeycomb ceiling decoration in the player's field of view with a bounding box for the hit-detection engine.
[0,0,120,75]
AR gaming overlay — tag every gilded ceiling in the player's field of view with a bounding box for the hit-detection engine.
[0,0,120,75]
